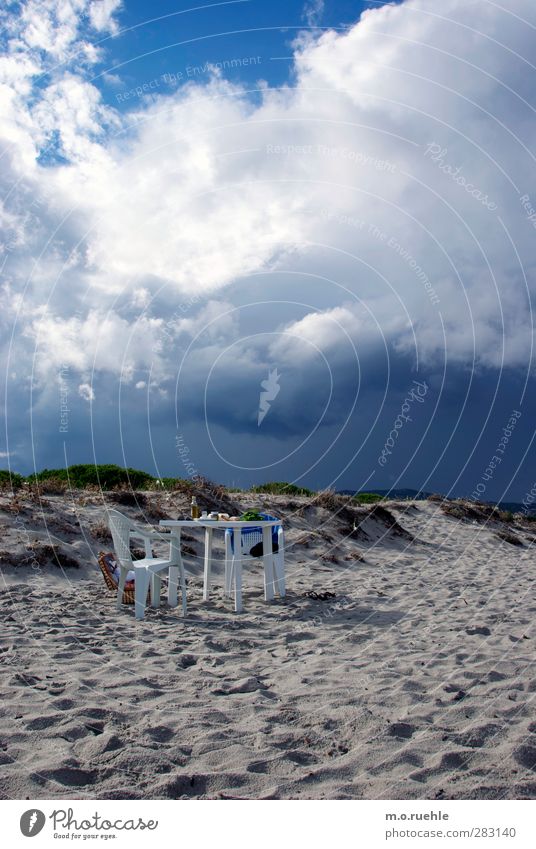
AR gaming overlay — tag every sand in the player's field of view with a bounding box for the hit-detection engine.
[0,488,535,800]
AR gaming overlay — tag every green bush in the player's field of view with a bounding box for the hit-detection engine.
[151,477,193,491]
[29,467,68,483]
[153,477,178,489]
[353,492,384,504]
[0,469,24,489]
[30,464,155,490]
[250,481,314,496]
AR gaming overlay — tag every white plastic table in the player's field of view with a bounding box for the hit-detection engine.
[159,519,282,613]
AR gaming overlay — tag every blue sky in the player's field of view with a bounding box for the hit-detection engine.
[97,1,386,103]
[1,0,535,501]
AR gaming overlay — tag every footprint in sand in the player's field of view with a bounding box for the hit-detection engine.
[157,773,209,798]
[513,744,536,772]
[409,750,471,784]
[451,723,502,748]
[76,733,124,759]
[35,766,97,787]
[387,722,416,739]
[145,725,175,743]
[51,698,77,711]
[26,715,63,731]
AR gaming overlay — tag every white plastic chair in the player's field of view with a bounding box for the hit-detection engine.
[223,515,285,612]
[107,509,186,620]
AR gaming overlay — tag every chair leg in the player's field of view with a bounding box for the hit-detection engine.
[168,566,178,608]
[150,573,162,608]
[262,526,275,602]
[169,531,185,614]
[233,529,242,613]
[233,557,243,614]
[226,555,235,599]
[134,569,150,620]
[117,566,128,609]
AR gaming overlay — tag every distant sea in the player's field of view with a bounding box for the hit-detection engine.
[338,488,536,515]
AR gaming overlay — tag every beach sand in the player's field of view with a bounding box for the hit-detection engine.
[0,488,535,800]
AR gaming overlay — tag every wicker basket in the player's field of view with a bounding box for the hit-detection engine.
[98,551,135,604]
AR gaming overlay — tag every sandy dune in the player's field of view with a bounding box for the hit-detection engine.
[0,488,535,799]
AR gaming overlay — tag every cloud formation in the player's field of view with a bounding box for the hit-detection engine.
[1,0,535,482]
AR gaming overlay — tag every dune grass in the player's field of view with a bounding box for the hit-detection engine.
[249,481,315,496]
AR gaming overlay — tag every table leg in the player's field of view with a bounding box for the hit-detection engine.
[233,528,242,613]
[262,526,275,602]
[202,526,213,601]
[224,530,233,597]
[273,529,285,598]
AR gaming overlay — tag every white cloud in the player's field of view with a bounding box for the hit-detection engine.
[18,0,85,58]
[168,300,239,344]
[78,382,94,401]
[25,309,164,380]
[32,74,120,161]
[302,0,324,28]
[131,287,150,308]
[89,0,122,34]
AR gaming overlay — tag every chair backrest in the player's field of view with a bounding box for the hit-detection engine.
[239,527,263,555]
[229,514,282,555]
[107,509,134,566]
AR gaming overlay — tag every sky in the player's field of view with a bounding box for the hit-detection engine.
[1,0,535,501]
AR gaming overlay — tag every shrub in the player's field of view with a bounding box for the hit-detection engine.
[33,476,69,495]
[30,464,155,490]
[162,477,194,492]
[144,499,171,521]
[89,522,112,542]
[146,477,193,491]
[314,489,346,511]
[192,477,239,509]
[250,481,314,496]
[495,530,523,546]
[20,543,79,569]
[107,491,147,507]
[0,470,24,489]
[353,492,384,504]
[499,510,514,523]
[30,467,67,482]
